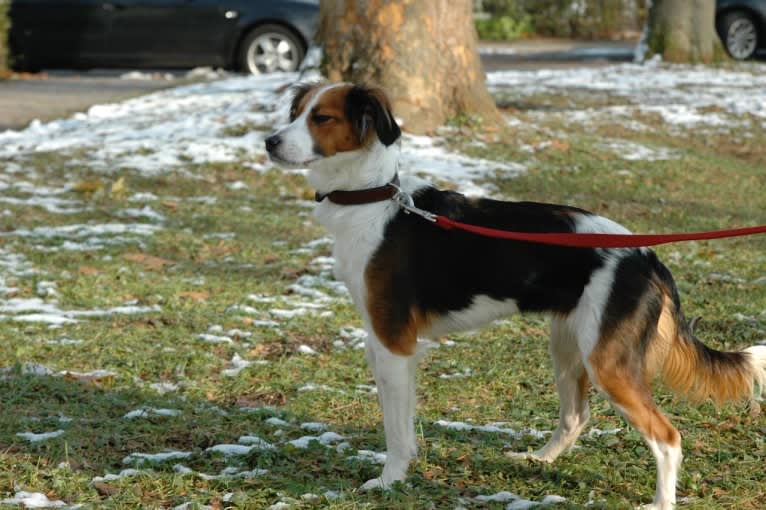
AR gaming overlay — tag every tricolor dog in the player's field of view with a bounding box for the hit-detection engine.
[265,82,766,509]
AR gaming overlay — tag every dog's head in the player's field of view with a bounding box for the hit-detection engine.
[265,82,401,192]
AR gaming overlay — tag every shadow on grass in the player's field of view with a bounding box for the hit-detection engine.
[1,372,603,508]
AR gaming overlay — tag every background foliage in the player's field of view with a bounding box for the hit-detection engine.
[476,0,649,40]
[0,0,9,75]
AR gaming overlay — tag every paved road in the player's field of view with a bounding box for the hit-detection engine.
[0,40,637,132]
[0,71,186,131]
[480,38,635,71]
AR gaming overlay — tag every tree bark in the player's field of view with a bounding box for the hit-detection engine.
[645,0,724,63]
[318,0,499,134]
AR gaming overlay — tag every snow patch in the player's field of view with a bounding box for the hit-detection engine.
[16,429,65,442]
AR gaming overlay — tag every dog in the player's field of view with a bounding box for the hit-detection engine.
[265,82,766,509]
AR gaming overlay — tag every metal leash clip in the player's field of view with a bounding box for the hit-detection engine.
[390,184,437,223]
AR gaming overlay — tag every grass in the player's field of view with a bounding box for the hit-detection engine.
[1,82,765,510]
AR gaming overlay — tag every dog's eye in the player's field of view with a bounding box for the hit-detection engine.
[312,114,333,125]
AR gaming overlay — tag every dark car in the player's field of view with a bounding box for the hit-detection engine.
[8,0,319,74]
[716,0,766,59]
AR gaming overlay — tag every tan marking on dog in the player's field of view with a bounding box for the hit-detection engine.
[600,371,681,446]
[590,326,681,446]
[644,294,677,379]
[291,83,324,120]
[365,259,430,356]
[653,293,754,403]
[309,85,368,157]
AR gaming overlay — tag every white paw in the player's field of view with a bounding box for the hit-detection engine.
[505,450,554,463]
[360,477,389,492]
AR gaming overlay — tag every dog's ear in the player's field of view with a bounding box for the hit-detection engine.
[345,85,401,146]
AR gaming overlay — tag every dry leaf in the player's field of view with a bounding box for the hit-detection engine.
[78,266,101,275]
[71,179,105,194]
[109,176,126,194]
[125,252,175,270]
[93,482,119,497]
[178,291,210,302]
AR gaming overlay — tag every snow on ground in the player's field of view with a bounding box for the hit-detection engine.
[476,491,567,509]
[0,222,162,252]
[2,61,761,328]
[0,70,523,195]
[91,468,145,483]
[0,73,297,175]
[122,450,192,465]
[16,430,65,442]
[0,297,160,325]
[488,57,766,129]
[0,491,76,509]
[123,408,182,419]
[435,420,550,440]
[401,133,527,195]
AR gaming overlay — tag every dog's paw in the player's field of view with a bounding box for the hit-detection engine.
[360,477,389,492]
[505,450,554,463]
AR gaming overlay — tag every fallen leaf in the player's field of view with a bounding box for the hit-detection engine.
[178,291,210,302]
[93,482,119,497]
[281,267,306,279]
[71,179,105,194]
[125,252,175,270]
[109,176,126,194]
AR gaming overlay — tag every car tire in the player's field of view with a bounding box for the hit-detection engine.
[718,10,759,60]
[238,24,306,75]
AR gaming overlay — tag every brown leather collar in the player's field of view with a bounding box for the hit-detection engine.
[315,174,400,205]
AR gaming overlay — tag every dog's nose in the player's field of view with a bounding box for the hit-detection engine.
[265,135,282,153]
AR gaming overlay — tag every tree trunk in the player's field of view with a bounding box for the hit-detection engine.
[645,0,724,63]
[318,0,499,134]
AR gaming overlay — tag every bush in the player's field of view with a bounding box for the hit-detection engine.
[476,14,533,41]
[0,0,9,74]
[475,0,648,41]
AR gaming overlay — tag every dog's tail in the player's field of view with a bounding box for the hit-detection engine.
[652,263,766,403]
[659,324,766,403]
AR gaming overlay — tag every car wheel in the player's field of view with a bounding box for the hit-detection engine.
[719,10,759,60]
[239,24,306,75]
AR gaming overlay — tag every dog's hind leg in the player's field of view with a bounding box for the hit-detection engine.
[507,316,590,462]
[585,293,682,510]
[360,333,418,491]
[590,351,681,510]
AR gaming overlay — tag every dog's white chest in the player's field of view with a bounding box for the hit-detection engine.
[314,200,398,315]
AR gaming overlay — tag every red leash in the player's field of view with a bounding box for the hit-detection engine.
[434,215,766,248]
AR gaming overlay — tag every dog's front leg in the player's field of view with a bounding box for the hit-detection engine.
[361,333,418,491]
